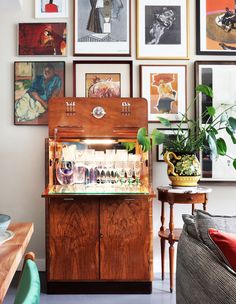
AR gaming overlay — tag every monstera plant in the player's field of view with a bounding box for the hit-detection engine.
[137,85,236,186]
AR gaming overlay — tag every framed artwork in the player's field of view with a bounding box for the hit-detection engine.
[35,0,68,18]
[156,128,188,161]
[195,61,236,181]
[14,61,65,125]
[197,0,236,55]
[73,61,133,97]
[73,0,131,56]
[140,65,187,122]
[18,23,67,56]
[136,0,189,59]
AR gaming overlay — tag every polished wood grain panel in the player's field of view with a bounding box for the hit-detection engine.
[100,198,153,281]
[47,198,99,280]
[48,98,148,138]
[158,192,206,204]
[0,223,33,303]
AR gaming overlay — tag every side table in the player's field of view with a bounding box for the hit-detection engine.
[157,186,212,293]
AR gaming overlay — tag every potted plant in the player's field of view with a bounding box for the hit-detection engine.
[137,85,236,187]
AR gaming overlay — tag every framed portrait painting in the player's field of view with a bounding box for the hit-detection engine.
[35,0,68,18]
[197,0,236,55]
[18,23,67,56]
[14,61,65,125]
[140,65,187,122]
[136,0,189,59]
[73,0,131,56]
[73,61,133,97]
[195,61,236,181]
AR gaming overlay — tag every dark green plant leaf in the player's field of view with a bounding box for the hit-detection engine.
[226,127,236,144]
[158,117,171,127]
[216,138,227,156]
[208,127,218,135]
[196,85,213,98]
[207,132,217,157]
[207,106,216,116]
[229,117,236,132]
[122,142,135,152]
[137,127,151,152]
[151,129,165,145]
[233,159,236,170]
[220,112,228,125]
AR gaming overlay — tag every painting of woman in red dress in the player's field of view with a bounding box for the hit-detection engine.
[45,0,58,12]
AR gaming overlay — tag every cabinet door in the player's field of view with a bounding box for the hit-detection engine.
[47,198,99,280]
[100,197,153,281]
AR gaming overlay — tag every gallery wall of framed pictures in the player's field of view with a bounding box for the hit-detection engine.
[13,0,236,181]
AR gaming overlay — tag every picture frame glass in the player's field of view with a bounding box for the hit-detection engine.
[197,0,236,54]
[74,61,132,97]
[14,61,65,125]
[137,0,188,59]
[195,61,236,181]
[74,0,130,55]
[141,65,187,122]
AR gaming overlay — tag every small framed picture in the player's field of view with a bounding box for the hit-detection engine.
[14,61,65,125]
[195,61,236,181]
[73,61,133,97]
[156,128,188,161]
[18,23,67,56]
[140,65,187,122]
[136,0,189,59]
[196,0,236,55]
[73,0,131,56]
[35,0,68,18]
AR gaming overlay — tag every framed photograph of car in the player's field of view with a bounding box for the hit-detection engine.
[197,0,236,55]
[73,0,131,56]
[73,61,133,97]
[195,61,236,181]
[136,0,189,59]
[35,0,68,18]
[140,64,187,122]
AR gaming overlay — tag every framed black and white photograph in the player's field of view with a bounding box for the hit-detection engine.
[195,61,236,181]
[137,0,189,59]
[156,128,188,161]
[73,0,131,56]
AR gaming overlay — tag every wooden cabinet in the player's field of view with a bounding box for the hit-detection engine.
[46,195,153,294]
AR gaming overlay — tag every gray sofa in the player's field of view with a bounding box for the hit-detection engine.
[176,210,236,304]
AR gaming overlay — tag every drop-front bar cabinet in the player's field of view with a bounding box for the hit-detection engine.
[42,97,154,294]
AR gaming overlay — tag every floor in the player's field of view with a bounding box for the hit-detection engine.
[4,273,176,304]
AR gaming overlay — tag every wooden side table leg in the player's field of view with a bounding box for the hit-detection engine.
[168,203,174,293]
[203,194,208,211]
[160,201,165,280]
[192,203,195,215]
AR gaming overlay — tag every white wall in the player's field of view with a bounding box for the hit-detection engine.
[0,0,235,273]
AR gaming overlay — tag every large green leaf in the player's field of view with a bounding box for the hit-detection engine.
[216,138,227,156]
[207,106,216,116]
[229,117,236,132]
[207,132,217,157]
[137,127,151,152]
[220,112,228,125]
[196,85,213,98]
[226,127,236,144]
[122,142,135,152]
[158,117,171,127]
[151,129,165,145]
[233,159,236,170]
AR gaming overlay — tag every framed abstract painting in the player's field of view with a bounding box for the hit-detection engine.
[18,23,67,56]
[140,65,187,122]
[197,0,236,55]
[14,61,65,125]
[73,0,131,56]
[73,61,133,97]
[136,0,189,59]
[195,61,236,181]
[35,0,68,18]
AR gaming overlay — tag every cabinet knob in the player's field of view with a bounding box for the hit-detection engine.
[100,233,104,239]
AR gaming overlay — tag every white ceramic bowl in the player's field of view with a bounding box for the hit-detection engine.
[0,214,11,232]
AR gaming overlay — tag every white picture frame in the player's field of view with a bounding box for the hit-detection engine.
[35,0,68,18]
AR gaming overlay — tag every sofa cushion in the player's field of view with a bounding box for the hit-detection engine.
[208,228,236,272]
[194,210,236,259]
[182,214,200,240]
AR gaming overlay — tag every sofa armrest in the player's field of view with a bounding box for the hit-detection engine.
[176,229,236,304]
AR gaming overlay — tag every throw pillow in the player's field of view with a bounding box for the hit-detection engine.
[208,228,236,272]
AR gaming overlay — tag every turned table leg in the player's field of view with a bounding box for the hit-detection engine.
[168,203,174,293]
[160,201,165,280]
